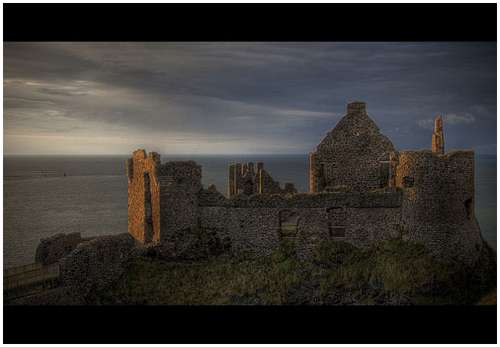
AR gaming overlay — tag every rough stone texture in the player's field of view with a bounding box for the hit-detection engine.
[200,188,402,209]
[157,161,202,244]
[127,149,160,243]
[200,207,281,258]
[199,205,400,259]
[147,227,228,261]
[127,101,485,266]
[228,161,296,197]
[127,150,202,244]
[394,149,483,265]
[34,232,85,265]
[59,233,136,298]
[309,101,395,192]
[432,116,445,155]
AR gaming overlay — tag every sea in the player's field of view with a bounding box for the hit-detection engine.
[3,154,497,268]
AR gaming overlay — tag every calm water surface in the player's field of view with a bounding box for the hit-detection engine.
[3,154,496,268]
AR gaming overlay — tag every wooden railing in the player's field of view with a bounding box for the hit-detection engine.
[4,263,60,300]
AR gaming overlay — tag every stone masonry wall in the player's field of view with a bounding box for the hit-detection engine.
[199,187,403,209]
[156,160,202,243]
[395,150,483,265]
[126,101,485,265]
[127,150,202,244]
[127,149,161,243]
[199,205,401,259]
[309,101,395,192]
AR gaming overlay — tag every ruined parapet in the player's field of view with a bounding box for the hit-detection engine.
[309,101,395,193]
[127,149,202,244]
[127,149,161,244]
[431,116,445,155]
[394,149,482,264]
[228,161,297,197]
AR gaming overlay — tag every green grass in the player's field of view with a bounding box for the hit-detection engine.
[94,239,496,305]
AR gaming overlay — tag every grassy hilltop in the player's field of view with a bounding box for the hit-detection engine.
[92,238,496,305]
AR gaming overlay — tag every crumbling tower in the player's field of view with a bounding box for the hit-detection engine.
[127,150,202,244]
[431,115,445,155]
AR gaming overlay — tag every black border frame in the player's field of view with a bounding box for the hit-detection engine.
[3,3,497,344]
[3,3,497,42]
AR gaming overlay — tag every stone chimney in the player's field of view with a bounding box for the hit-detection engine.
[347,101,367,114]
[432,115,445,155]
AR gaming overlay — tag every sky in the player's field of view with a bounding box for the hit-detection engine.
[3,42,497,155]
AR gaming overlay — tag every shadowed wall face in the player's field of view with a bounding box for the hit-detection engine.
[309,102,395,192]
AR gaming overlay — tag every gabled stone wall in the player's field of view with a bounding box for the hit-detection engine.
[309,102,395,192]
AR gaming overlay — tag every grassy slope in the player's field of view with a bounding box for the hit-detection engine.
[94,239,496,305]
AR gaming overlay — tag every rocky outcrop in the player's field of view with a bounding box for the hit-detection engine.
[34,232,85,265]
[60,233,137,299]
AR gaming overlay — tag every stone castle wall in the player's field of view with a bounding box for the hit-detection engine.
[126,101,485,265]
[127,150,202,244]
[199,205,401,259]
[199,188,402,258]
[394,150,483,264]
[156,160,202,243]
[309,102,394,193]
[126,149,161,243]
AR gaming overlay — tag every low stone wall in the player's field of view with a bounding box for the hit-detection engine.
[200,205,402,259]
[59,233,137,299]
[34,232,86,265]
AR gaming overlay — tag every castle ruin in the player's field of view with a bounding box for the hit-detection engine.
[228,162,297,197]
[127,102,484,264]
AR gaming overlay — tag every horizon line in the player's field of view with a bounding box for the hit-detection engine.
[3,153,312,156]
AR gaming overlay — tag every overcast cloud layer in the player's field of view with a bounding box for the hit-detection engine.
[3,42,496,155]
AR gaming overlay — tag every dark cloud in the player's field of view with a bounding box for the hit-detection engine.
[3,42,496,154]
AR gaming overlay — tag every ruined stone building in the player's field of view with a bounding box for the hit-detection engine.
[228,162,297,197]
[127,101,484,264]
